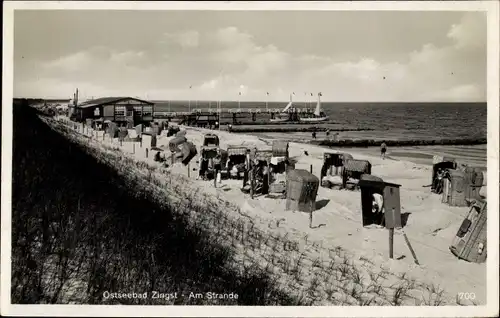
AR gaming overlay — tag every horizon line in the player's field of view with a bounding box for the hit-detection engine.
[13,97,487,104]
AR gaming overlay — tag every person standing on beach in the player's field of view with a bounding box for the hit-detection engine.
[243,149,251,186]
[380,141,387,159]
[213,152,222,186]
[312,131,317,139]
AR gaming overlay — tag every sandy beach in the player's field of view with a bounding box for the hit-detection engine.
[57,117,487,305]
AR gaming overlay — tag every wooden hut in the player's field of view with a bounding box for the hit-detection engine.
[450,199,487,263]
[442,169,468,207]
[285,169,319,213]
[358,175,401,228]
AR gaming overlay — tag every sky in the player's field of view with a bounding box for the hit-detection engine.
[13,10,487,102]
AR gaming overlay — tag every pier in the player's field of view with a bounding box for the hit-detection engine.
[153,107,319,126]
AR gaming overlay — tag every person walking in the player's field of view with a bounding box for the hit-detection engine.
[380,141,387,160]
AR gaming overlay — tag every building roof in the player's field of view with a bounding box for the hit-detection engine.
[77,97,154,108]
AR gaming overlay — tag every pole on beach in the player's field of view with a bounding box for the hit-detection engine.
[250,169,254,199]
[310,164,313,174]
[188,163,190,178]
[389,228,394,259]
[218,100,221,131]
[133,142,135,154]
[266,92,269,113]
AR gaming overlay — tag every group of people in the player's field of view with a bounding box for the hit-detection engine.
[311,129,336,140]
[197,151,222,183]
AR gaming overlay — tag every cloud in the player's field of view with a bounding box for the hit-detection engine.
[42,51,92,73]
[163,30,200,48]
[447,12,487,50]
[14,13,486,102]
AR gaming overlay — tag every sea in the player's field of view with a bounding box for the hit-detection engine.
[153,101,487,168]
[154,101,486,139]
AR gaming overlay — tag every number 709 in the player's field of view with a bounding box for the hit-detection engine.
[457,292,476,300]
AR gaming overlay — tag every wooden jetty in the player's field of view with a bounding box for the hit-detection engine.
[154,107,319,126]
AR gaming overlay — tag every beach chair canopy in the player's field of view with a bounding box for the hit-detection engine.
[432,155,456,165]
[254,150,273,162]
[272,140,289,157]
[432,157,457,184]
[169,136,187,152]
[203,133,220,147]
[227,146,248,157]
[286,169,319,210]
[176,130,187,137]
[323,152,352,167]
[201,146,219,159]
[181,142,197,165]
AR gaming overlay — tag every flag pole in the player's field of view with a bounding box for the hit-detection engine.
[266,92,269,112]
[188,85,192,112]
[238,92,241,111]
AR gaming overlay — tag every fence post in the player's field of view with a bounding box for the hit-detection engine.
[146,148,149,158]
[310,164,313,174]
[250,169,254,199]
[389,228,394,259]
[120,139,123,147]
[133,143,135,154]
[188,163,190,178]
